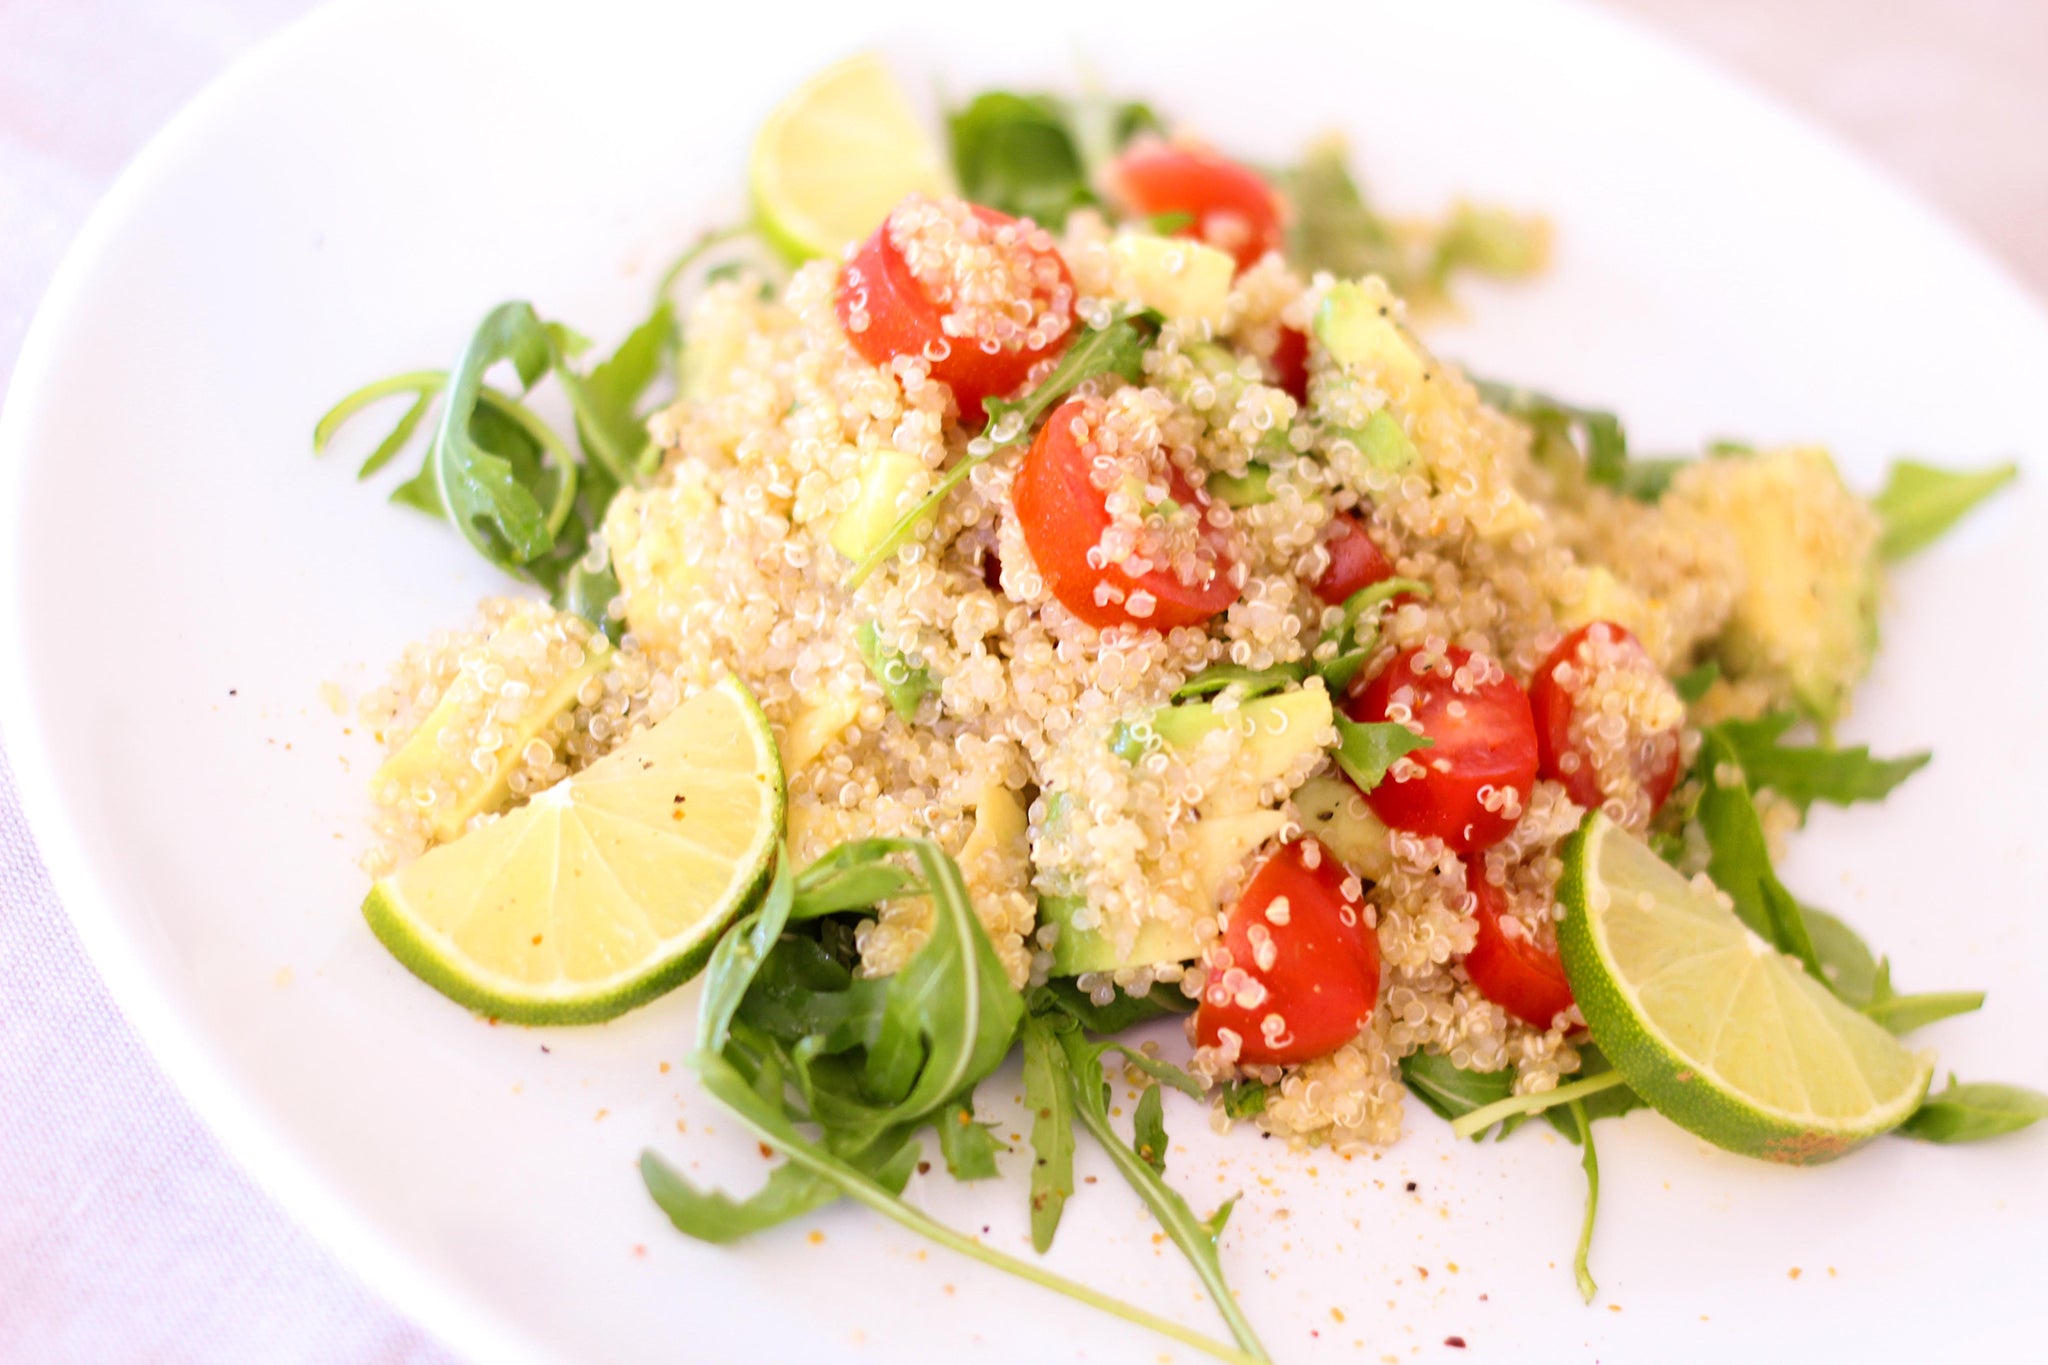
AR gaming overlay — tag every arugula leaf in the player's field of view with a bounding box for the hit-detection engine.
[1803,905,1984,1034]
[1315,576,1428,695]
[1565,1099,1601,1304]
[1132,1085,1169,1173]
[571,299,676,479]
[1399,1050,1514,1131]
[1863,986,1985,1035]
[1020,1010,1078,1252]
[1052,1020,1269,1361]
[949,93,1094,228]
[1333,716,1432,795]
[1541,1044,1645,1134]
[1473,380,1631,493]
[1672,660,1720,704]
[696,847,797,1052]
[1281,135,1406,285]
[855,620,934,720]
[1694,729,1824,978]
[936,1093,1007,1180]
[1447,1069,1633,1142]
[1614,456,1689,503]
[641,1144,843,1244]
[1173,661,1308,701]
[844,315,1156,589]
[1872,459,2018,561]
[1899,1076,2048,1144]
[788,840,922,920]
[1425,202,1548,293]
[1039,978,1192,1033]
[1102,1043,1206,1100]
[1714,712,1929,818]
[428,302,566,569]
[1221,1080,1270,1119]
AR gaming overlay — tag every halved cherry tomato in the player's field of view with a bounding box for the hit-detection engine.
[1012,396,1240,631]
[1270,326,1310,405]
[1196,838,1381,1068]
[1529,621,1682,819]
[1463,860,1574,1029]
[835,197,1074,423]
[1312,512,1396,606]
[1110,142,1286,273]
[1345,645,1538,854]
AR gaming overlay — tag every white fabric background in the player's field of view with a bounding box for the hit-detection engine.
[1,1,2042,1360]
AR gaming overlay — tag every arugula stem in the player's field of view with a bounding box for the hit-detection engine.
[1066,1082,1272,1361]
[1449,1070,1629,1141]
[717,1099,1263,1365]
[1566,1099,1600,1304]
[655,224,752,304]
[312,369,445,453]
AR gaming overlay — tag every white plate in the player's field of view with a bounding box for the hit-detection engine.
[5,0,2046,1360]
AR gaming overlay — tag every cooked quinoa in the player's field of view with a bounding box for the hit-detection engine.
[357,191,1875,1152]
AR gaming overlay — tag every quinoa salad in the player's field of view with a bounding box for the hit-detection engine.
[318,54,2033,1361]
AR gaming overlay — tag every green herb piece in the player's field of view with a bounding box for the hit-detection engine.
[1020,1010,1078,1252]
[1101,1043,1206,1100]
[844,315,1155,589]
[1221,1080,1269,1119]
[1207,465,1274,507]
[1282,136,1406,285]
[1672,660,1721,704]
[1694,729,1824,978]
[1173,661,1309,702]
[1146,210,1197,235]
[1899,1076,2048,1144]
[573,299,676,478]
[644,1054,1260,1365]
[1332,716,1431,795]
[1714,712,1929,818]
[1474,379,1630,493]
[949,92,1093,228]
[1426,202,1548,292]
[1316,576,1429,694]
[936,1092,1007,1180]
[1565,1099,1601,1304]
[1446,1070,1632,1142]
[1039,978,1192,1033]
[1399,1051,1514,1133]
[641,1136,846,1244]
[1871,459,2018,561]
[787,839,922,920]
[1803,906,1984,1034]
[855,620,933,721]
[428,302,569,568]
[1051,1016,1270,1362]
[1132,1085,1169,1173]
[696,848,798,1052]
[1613,455,1689,503]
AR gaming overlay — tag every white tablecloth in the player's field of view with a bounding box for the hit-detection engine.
[1,1,2042,1360]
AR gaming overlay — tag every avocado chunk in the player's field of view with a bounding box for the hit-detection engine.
[1667,446,1881,723]
[373,604,610,844]
[1109,233,1236,331]
[830,448,931,562]
[1044,893,1202,976]
[1111,686,1335,816]
[1207,464,1274,507]
[855,619,932,721]
[1313,280,1430,392]
[1291,773,1393,881]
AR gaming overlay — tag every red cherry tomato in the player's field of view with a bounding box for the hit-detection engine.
[1110,142,1286,273]
[1312,512,1397,606]
[1529,621,1683,821]
[1345,645,1539,854]
[835,197,1075,424]
[1196,838,1381,1067]
[1012,396,1240,631]
[1270,326,1310,404]
[1463,860,1574,1029]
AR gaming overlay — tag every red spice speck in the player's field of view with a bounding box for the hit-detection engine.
[1445,1336,1467,1349]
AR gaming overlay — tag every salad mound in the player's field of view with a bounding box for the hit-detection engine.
[321,54,2031,1362]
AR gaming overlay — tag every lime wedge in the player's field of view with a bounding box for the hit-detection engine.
[750,53,953,263]
[364,675,783,1024]
[1558,813,1930,1163]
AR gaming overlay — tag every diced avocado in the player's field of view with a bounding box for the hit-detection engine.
[1353,409,1417,472]
[830,448,930,562]
[960,783,1027,871]
[1044,893,1201,976]
[374,605,609,844]
[602,470,715,653]
[1313,280,1429,391]
[1113,686,1335,817]
[855,619,932,721]
[1110,233,1236,332]
[1208,464,1274,507]
[1668,446,1881,723]
[1290,773,1394,881]
[780,687,862,771]
[1190,809,1288,901]
[1552,565,1670,666]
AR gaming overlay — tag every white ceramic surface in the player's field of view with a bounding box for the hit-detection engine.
[4,0,2046,1361]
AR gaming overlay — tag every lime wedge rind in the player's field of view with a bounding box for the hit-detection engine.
[364,675,783,1026]
[1558,813,1931,1164]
